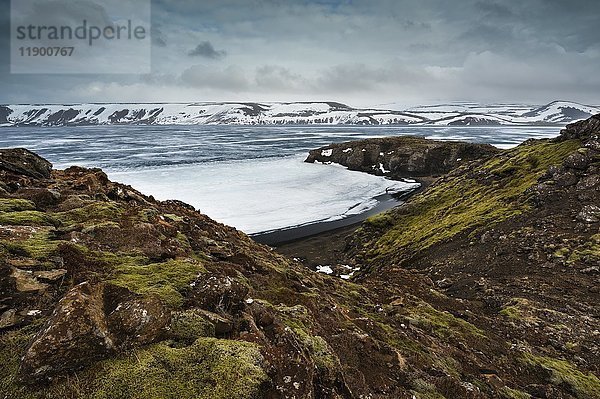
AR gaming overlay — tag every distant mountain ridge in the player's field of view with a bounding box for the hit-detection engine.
[1,100,598,127]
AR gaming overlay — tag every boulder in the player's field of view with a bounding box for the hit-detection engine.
[15,188,61,208]
[0,308,19,329]
[20,282,169,381]
[105,285,170,347]
[10,268,49,293]
[170,309,217,342]
[188,275,249,313]
[20,282,115,380]
[577,205,600,223]
[563,152,591,170]
[169,308,233,343]
[195,308,234,335]
[33,269,67,282]
[0,148,52,179]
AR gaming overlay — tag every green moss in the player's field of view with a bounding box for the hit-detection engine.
[344,297,467,378]
[138,208,159,222]
[410,378,445,399]
[293,329,338,371]
[499,386,531,399]
[270,303,339,372]
[81,221,121,234]
[88,338,268,399]
[259,285,316,306]
[376,321,427,356]
[499,298,543,324]
[0,198,36,212]
[174,232,193,252]
[499,305,521,319]
[364,139,581,261]
[2,336,268,399]
[0,227,60,259]
[109,258,206,308]
[0,322,46,399]
[405,302,486,340]
[170,310,216,343]
[523,354,600,399]
[0,210,57,226]
[54,202,124,227]
[565,342,579,351]
[553,247,570,259]
[568,235,600,265]
[163,214,184,222]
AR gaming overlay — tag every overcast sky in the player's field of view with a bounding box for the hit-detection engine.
[1,0,599,107]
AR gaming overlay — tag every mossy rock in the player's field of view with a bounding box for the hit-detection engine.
[405,301,486,340]
[86,338,269,399]
[499,386,531,399]
[568,234,600,265]
[170,310,216,343]
[1,333,269,399]
[54,202,124,227]
[523,353,600,399]
[81,221,121,234]
[109,257,207,308]
[0,210,57,226]
[0,227,60,259]
[0,198,36,212]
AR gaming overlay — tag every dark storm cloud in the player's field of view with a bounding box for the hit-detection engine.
[188,41,227,59]
[0,0,599,105]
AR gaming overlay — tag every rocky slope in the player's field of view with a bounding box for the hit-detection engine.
[304,137,499,181]
[1,100,598,127]
[0,116,599,399]
[343,115,600,398]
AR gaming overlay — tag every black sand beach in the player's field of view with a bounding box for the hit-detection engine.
[250,193,403,246]
[250,184,421,246]
[251,179,433,268]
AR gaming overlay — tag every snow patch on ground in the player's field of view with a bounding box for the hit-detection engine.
[316,265,333,275]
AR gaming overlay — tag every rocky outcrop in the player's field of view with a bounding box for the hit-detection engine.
[0,148,52,179]
[347,116,600,397]
[20,282,169,381]
[557,113,600,141]
[305,136,499,179]
[0,106,12,125]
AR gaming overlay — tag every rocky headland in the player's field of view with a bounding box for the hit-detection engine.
[305,136,499,184]
[1,115,599,398]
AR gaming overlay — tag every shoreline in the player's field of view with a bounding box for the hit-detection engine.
[250,178,430,246]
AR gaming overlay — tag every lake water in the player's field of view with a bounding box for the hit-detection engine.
[0,125,561,233]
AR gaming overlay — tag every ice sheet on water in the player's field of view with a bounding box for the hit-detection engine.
[109,155,418,234]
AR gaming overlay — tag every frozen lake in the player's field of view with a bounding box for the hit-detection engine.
[0,125,561,233]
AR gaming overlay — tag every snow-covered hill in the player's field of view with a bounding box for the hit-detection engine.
[1,100,598,127]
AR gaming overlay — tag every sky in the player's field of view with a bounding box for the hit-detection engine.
[0,0,599,108]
